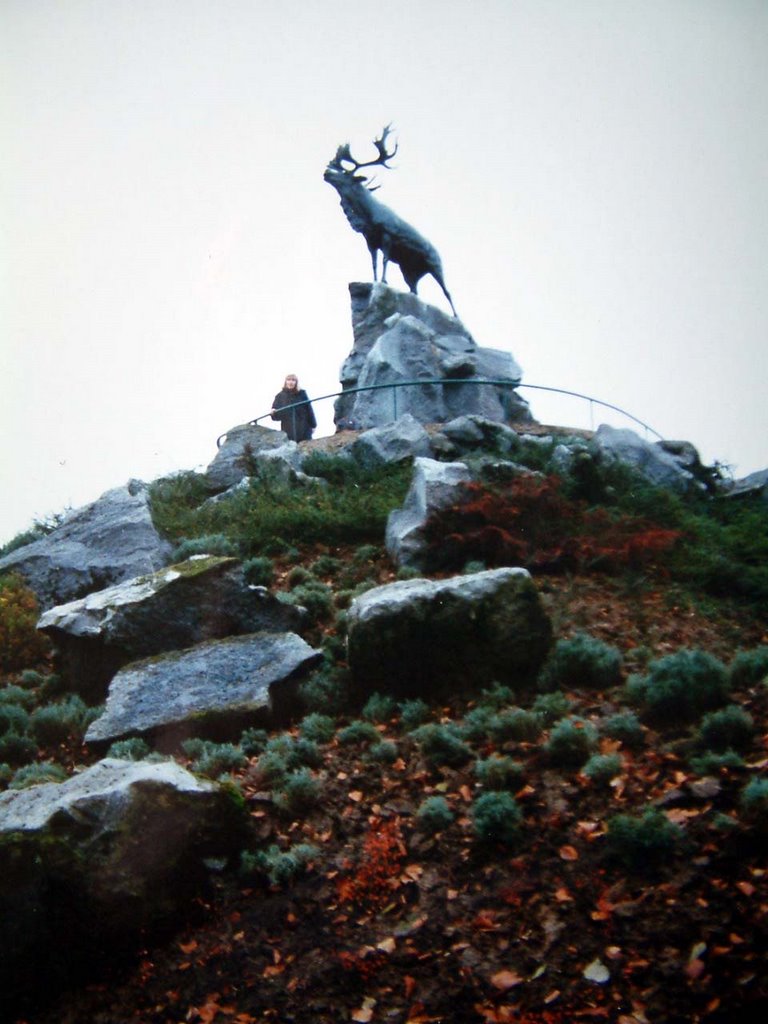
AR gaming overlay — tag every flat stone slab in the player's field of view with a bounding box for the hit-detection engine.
[86,632,322,745]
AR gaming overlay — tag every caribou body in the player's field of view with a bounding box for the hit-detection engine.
[324,126,457,317]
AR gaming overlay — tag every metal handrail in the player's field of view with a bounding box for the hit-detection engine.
[217,379,663,447]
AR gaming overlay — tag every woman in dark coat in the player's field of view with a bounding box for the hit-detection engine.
[270,374,317,442]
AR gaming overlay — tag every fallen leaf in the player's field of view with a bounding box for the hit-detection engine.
[490,968,523,990]
[554,887,573,902]
[402,864,424,881]
[377,936,397,954]
[559,844,579,861]
[351,1006,374,1023]
[179,939,198,954]
[736,881,755,896]
[684,958,705,980]
[349,790,364,802]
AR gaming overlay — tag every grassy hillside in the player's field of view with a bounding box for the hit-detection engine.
[1,443,767,1023]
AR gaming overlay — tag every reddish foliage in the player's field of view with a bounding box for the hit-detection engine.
[336,816,406,909]
[422,475,680,575]
[0,574,51,675]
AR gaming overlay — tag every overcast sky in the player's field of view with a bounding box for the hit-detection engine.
[2,0,766,545]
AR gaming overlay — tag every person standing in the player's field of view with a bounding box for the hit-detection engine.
[270,374,317,442]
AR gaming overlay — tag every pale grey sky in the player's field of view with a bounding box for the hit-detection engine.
[2,0,767,544]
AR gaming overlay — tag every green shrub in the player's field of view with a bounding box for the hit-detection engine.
[539,633,623,692]
[242,556,274,587]
[399,699,431,732]
[626,649,729,723]
[474,755,524,791]
[477,683,516,710]
[337,720,380,747]
[287,566,313,587]
[364,740,399,765]
[241,842,319,886]
[171,534,238,561]
[689,750,745,775]
[490,708,543,744]
[583,753,623,784]
[240,727,269,757]
[352,544,382,566]
[601,711,645,750]
[255,749,289,786]
[29,696,92,746]
[0,685,38,710]
[545,716,598,769]
[740,777,768,836]
[362,693,397,724]
[0,763,12,786]
[299,666,352,715]
[0,703,30,736]
[20,669,46,688]
[301,450,358,486]
[300,713,336,744]
[729,647,768,688]
[460,706,496,743]
[606,807,682,868]
[416,796,455,834]
[9,762,68,789]
[0,731,37,766]
[190,741,246,778]
[310,555,343,578]
[107,737,153,760]
[412,723,472,768]
[273,768,322,815]
[532,691,572,724]
[697,705,755,753]
[462,560,488,575]
[280,581,333,621]
[263,734,322,770]
[471,791,523,845]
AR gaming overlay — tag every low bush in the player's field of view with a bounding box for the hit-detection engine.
[241,842,319,886]
[337,720,380,747]
[491,708,543,744]
[545,716,598,769]
[740,777,768,837]
[171,534,238,561]
[300,713,336,744]
[606,807,682,868]
[310,555,343,578]
[280,581,334,621]
[583,753,623,784]
[107,737,153,760]
[189,741,247,779]
[29,696,92,746]
[273,768,322,815]
[729,646,768,688]
[398,698,431,732]
[471,791,523,845]
[460,706,496,743]
[697,705,755,753]
[263,734,322,770]
[601,711,645,750]
[689,750,745,775]
[242,556,274,587]
[362,693,397,724]
[0,703,30,736]
[0,731,37,766]
[538,633,623,692]
[0,684,38,710]
[477,683,516,710]
[474,755,524,791]
[240,727,269,757]
[9,762,68,789]
[416,796,455,834]
[364,740,399,765]
[626,649,730,723]
[0,575,51,673]
[412,723,472,768]
[299,666,352,715]
[532,691,572,724]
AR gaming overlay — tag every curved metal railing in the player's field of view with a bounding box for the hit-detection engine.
[217,379,663,448]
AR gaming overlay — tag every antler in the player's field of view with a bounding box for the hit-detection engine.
[330,125,398,174]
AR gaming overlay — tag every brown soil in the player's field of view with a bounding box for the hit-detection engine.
[13,560,768,1024]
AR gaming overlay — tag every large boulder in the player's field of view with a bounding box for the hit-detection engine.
[346,567,552,699]
[334,282,532,430]
[0,758,246,1007]
[206,422,289,491]
[0,481,172,611]
[386,457,473,569]
[85,631,323,747]
[592,425,697,493]
[37,556,305,702]
[349,413,433,470]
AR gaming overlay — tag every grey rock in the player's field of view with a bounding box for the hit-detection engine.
[37,556,305,702]
[349,413,433,470]
[206,422,289,491]
[725,467,768,500]
[386,457,472,568]
[0,758,246,999]
[592,425,696,492]
[439,414,521,456]
[346,567,552,699]
[334,282,531,429]
[0,482,172,610]
[85,631,322,746]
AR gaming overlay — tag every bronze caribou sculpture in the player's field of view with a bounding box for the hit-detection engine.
[324,126,457,317]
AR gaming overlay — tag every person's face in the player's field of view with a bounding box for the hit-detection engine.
[284,376,298,390]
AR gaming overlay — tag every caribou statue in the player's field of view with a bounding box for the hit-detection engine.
[324,126,457,317]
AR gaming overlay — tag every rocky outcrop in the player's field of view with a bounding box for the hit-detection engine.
[206,423,290,491]
[593,425,698,493]
[386,457,473,569]
[0,481,172,610]
[346,567,552,699]
[85,632,322,747]
[349,414,433,469]
[334,283,532,430]
[0,757,247,1003]
[37,556,305,702]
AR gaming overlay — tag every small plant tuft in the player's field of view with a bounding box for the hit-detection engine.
[583,753,623,784]
[474,755,524,791]
[242,556,274,587]
[107,737,153,761]
[532,691,571,724]
[300,713,336,744]
[171,534,238,561]
[601,711,645,750]
[471,791,523,845]
[416,796,455,834]
[696,705,754,753]
[606,807,682,869]
[545,716,598,769]
[539,633,623,692]
[362,693,397,724]
[412,723,472,768]
[399,698,431,732]
[10,761,68,789]
[729,646,768,688]
[241,842,319,886]
[626,649,730,723]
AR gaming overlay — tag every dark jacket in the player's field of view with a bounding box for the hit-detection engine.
[271,388,317,442]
